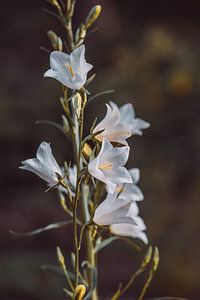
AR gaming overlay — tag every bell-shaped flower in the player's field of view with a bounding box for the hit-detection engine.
[88,139,132,194]
[93,192,138,226]
[44,45,93,90]
[19,142,63,186]
[93,103,132,145]
[115,168,144,202]
[110,102,150,136]
[110,216,148,244]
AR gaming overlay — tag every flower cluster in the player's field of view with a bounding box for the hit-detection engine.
[17,2,163,298]
[20,45,149,245]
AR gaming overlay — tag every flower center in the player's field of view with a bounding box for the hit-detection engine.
[99,163,113,170]
[65,63,75,77]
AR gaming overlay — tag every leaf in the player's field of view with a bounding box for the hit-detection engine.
[94,236,119,253]
[85,74,96,87]
[110,283,122,300]
[9,220,72,237]
[88,89,115,103]
[36,120,66,136]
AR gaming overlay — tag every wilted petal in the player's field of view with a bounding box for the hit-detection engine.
[19,142,62,186]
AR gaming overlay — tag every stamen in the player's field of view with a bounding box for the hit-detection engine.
[99,163,113,170]
[116,185,124,193]
[65,63,75,77]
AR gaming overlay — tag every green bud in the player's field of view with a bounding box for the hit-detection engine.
[85,5,102,29]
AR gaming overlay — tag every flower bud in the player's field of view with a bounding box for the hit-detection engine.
[57,246,66,271]
[74,284,86,300]
[49,0,60,9]
[47,30,63,51]
[72,92,82,118]
[85,5,102,29]
[83,142,92,158]
[153,247,159,272]
[75,23,87,47]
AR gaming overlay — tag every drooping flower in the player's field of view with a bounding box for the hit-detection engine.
[88,139,132,193]
[110,216,148,244]
[110,102,150,136]
[93,192,138,226]
[93,103,132,145]
[114,168,144,202]
[44,45,93,90]
[19,142,63,186]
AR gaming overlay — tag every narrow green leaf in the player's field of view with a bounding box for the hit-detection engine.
[94,236,119,253]
[10,220,72,237]
[36,120,66,136]
[88,89,115,103]
[110,283,122,300]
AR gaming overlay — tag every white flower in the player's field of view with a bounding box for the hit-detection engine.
[93,193,138,226]
[110,102,150,136]
[88,139,132,193]
[115,168,144,202]
[110,216,148,244]
[19,142,63,186]
[93,103,132,145]
[44,45,93,90]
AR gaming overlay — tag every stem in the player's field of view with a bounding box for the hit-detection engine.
[82,183,98,300]
[73,91,86,288]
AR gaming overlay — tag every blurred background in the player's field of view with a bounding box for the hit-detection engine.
[1,0,200,299]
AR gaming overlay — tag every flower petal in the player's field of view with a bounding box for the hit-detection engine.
[110,223,148,244]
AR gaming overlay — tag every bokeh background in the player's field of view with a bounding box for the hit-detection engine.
[1,0,200,299]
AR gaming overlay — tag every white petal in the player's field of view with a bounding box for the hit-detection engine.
[93,103,131,144]
[44,46,92,90]
[94,194,136,226]
[88,139,131,193]
[19,142,62,185]
[131,118,150,135]
[93,104,120,134]
[68,165,77,188]
[119,103,136,122]
[50,51,70,71]
[129,168,140,184]
[70,45,93,74]
[110,223,148,244]
[121,184,144,201]
[103,167,132,185]
[100,142,130,167]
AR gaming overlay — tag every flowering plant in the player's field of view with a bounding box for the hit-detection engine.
[17,1,161,299]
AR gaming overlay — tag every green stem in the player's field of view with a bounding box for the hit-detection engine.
[73,91,87,289]
[82,183,98,300]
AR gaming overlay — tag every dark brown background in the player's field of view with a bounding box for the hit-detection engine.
[1,0,200,299]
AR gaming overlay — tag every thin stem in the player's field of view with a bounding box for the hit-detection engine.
[73,92,86,288]
[82,183,98,300]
